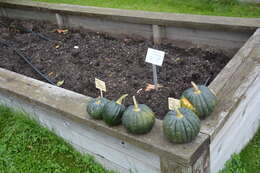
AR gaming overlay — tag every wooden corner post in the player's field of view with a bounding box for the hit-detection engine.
[160,136,210,173]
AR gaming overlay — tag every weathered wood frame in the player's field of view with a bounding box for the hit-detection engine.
[1,0,260,53]
[0,1,259,173]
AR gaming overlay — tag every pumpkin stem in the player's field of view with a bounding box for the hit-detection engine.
[191,81,201,94]
[133,96,140,112]
[116,94,128,104]
[174,107,184,118]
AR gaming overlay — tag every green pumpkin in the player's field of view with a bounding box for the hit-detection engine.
[102,94,128,126]
[181,81,217,119]
[163,107,200,143]
[86,97,109,119]
[122,96,155,134]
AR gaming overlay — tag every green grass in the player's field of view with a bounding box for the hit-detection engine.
[0,105,115,173]
[0,104,259,173]
[220,128,260,173]
[34,0,260,18]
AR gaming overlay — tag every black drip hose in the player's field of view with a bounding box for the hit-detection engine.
[0,22,51,41]
[19,26,51,41]
[0,40,56,85]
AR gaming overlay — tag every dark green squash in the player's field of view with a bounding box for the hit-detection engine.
[122,96,155,134]
[86,97,109,120]
[163,107,200,143]
[102,94,128,126]
[181,81,217,119]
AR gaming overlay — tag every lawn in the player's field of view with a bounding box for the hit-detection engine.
[0,104,259,173]
[220,127,260,173]
[34,0,260,18]
[0,105,114,173]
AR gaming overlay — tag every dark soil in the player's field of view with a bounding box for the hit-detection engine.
[0,17,232,119]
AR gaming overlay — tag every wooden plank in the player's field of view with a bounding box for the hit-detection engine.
[0,7,7,17]
[201,29,260,140]
[165,25,248,50]
[55,13,64,28]
[160,156,192,173]
[153,24,162,45]
[0,68,209,165]
[209,28,260,95]
[1,0,255,51]
[0,91,161,173]
[66,14,152,39]
[210,71,260,172]
[192,143,210,173]
[166,26,250,42]
[72,142,129,173]
[2,7,57,23]
[1,0,260,30]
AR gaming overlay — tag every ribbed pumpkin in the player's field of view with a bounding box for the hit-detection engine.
[122,96,155,134]
[86,97,109,119]
[181,81,217,119]
[163,107,200,143]
[102,94,128,126]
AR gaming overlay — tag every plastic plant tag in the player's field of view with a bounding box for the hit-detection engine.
[95,78,106,92]
[145,48,165,66]
[168,98,181,110]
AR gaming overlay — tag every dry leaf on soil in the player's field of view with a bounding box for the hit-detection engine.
[55,29,69,34]
[55,45,60,49]
[48,72,54,76]
[145,83,163,91]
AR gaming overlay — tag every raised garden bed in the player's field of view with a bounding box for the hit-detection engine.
[0,105,114,173]
[0,1,260,173]
[0,17,231,119]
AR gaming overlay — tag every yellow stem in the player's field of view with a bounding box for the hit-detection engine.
[133,96,140,111]
[191,81,201,94]
[174,107,184,118]
[116,94,128,104]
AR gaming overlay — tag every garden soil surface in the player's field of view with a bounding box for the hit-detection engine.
[0,17,232,119]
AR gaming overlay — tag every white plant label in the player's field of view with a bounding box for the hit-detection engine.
[145,48,165,66]
[168,98,181,110]
[95,78,106,92]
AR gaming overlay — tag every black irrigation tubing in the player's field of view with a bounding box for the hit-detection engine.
[0,40,56,85]
[1,21,213,87]
[0,22,51,41]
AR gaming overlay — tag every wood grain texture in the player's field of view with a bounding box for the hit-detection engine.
[209,28,260,95]
[55,13,63,27]
[0,92,161,173]
[0,0,254,51]
[0,68,212,172]
[1,0,260,31]
[202,29,260,140]
[0,7,7,17]
[1,7,57,23]
[65,14,152,39]
[192,141,210,173]
[160,156,192,173]
[210,68,260,173]
[152,24,162,45]
[0,68,208,166]
[165,26,250,50]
